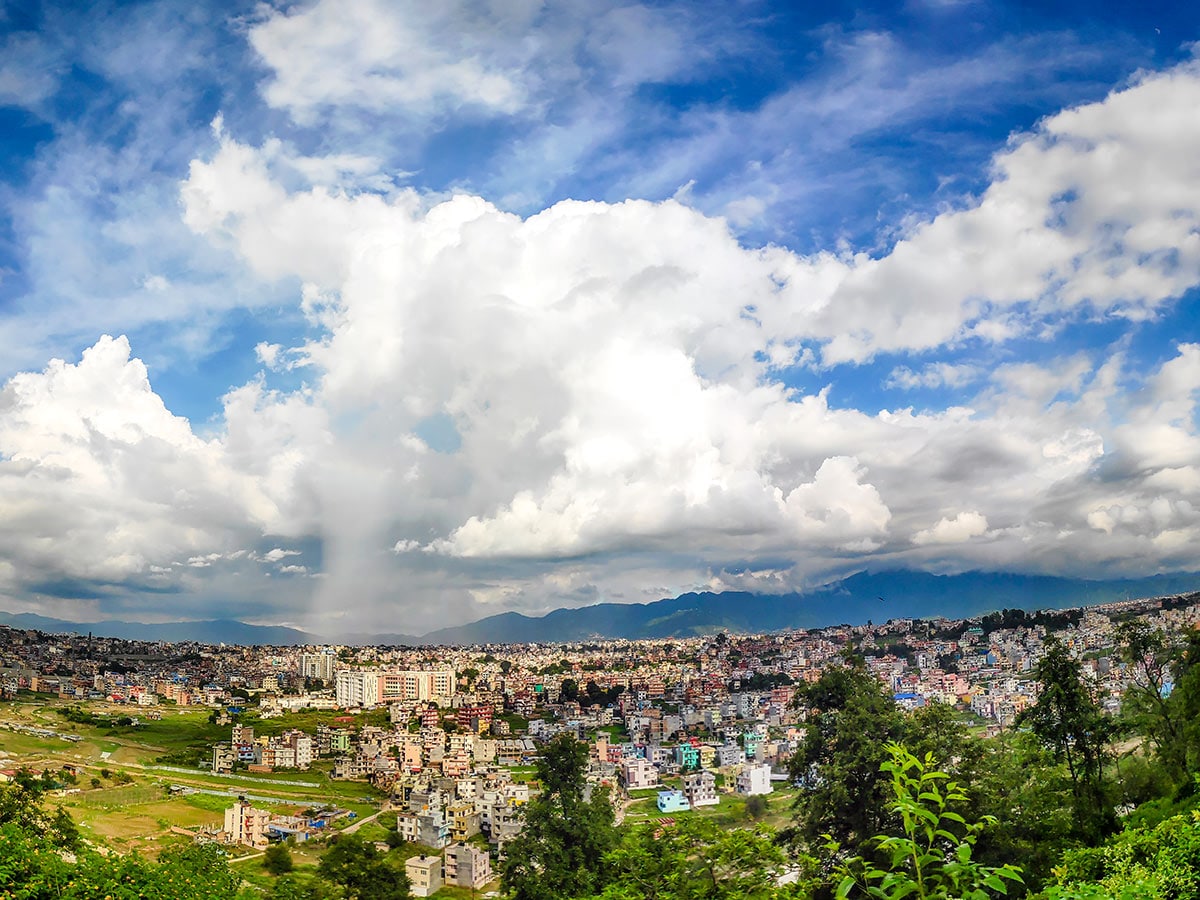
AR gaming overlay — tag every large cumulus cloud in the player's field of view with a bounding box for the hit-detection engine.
[4,53,1200,633]
[158,59,1200,629]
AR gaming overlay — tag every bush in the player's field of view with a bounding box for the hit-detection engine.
[264,842,295,875]
[834,744,1023,899]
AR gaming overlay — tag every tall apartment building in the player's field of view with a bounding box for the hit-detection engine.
[336,669,382,707]
[300,649,337,683]
[336,668,456,708]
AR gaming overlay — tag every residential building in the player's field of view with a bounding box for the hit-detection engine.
[405,855,443,898]
[735,762,773,796]
[656,789,691,813]
[683,770,719,807]
[224,800,271,848]
[444,842,493,890]
[621,756,657,790]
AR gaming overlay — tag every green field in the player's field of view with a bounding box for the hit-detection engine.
[0,697,386,822]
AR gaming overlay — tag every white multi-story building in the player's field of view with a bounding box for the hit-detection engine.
[336,669,382,707]
[336,668,456,708]
[301,649,337,683]
[735,762,773,796]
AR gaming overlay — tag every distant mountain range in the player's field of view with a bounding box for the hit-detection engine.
[408,570,1200,645]
[4,570,1198,647]
[0,612,318,646]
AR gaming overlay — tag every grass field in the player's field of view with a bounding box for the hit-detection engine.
[0,696,387,839]
[623,783,799,830]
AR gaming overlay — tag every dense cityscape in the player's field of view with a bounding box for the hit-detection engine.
[2,590,1200,896]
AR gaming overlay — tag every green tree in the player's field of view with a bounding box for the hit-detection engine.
[0,778,78,849]
[968,731,1078,890]
[264,842,295,875]
[561,678,580,703]
[833,744,1023,900]
[1017,637,1117,842]
[594,818,794,900]
[745,794,769,820]
[1117,622,1200,794]
[318,833,410,899]
[788,658,906,853]
[1043,810,1200,899]
[503,732,616,900]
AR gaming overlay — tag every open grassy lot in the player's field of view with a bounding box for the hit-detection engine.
[623,782,799,829]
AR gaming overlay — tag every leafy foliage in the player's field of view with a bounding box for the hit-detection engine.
[264,841,295,875]
[789,658,907,852]
[1041,810,1200,899]
[503,732,616,900]
[1017,637,1117,842]
[318,832,410,899]
[833,744,1023,900]
[591,817,798,900]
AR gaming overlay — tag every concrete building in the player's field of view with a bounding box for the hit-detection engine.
[405,854,444,898]
[621,756,658,790]
[683,770,719,807]
[224,800,271,848]
[336,668,457,707]
[300,649,337,683]
[445,842,493,890]
[736,762,773,796]
[657,789,691,813]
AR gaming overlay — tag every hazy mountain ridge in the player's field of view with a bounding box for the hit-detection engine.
[5,570,1198,646]
[0,612,318,646]
[411,570,1200,645]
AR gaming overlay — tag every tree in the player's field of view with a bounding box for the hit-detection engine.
[968,730,1079,889]
[264,842,295,875]
[1116,622,1200,793]
[561,678,580,703]
[833,744,1023,900]
[595,818,793,900]
[503,732,616,900]
[0,777,78,849]
[1017,636,1117,842]
[788,657,906,853]
[318,833,410,900]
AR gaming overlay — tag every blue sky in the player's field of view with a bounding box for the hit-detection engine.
[1,0,1199,634]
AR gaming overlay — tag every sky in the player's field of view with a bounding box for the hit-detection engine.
[1,0,1200,636]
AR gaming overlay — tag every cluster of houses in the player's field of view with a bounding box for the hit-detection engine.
[222,797,350,846]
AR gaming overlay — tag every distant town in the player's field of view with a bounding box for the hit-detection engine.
[1,590,1198,895]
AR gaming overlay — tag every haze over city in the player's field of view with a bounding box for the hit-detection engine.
[1,0,1199,635]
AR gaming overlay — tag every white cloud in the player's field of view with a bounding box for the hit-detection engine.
[913,511,989,545]
[0,31,64,109]
[886,363,982,390]
[170,82,1200,628]
[249,0,546,123]
[0,336,279,590]
[255,342,282,368]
